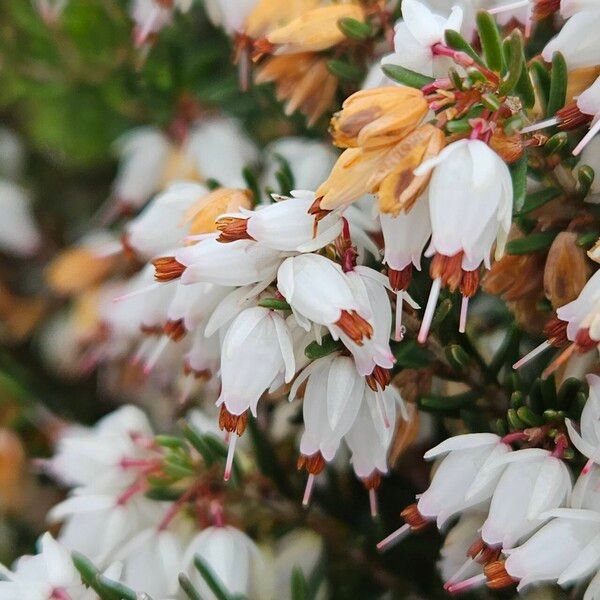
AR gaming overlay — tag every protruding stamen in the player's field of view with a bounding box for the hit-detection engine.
[369,488,378,518]
[418,277,442,344]
[444,557,478,590]
[143,336,170,375]
[459,295,469,334]
[542,343,576,379]
[520,117,560,134]
[224,434,237,482]
[112,282,162,302]
[395,291,404,342]
[513,339,551,369]
[573,118,600,157]
[376,523,411,552]
[447,573,487,594]
[302,473,316,507]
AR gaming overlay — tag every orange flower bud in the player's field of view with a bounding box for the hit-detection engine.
[331,86,428,149]
[316,145,391,210]
[244,0,320,38]
[184,188,253,236]
[372,124,445,215]
[266,4,365,53]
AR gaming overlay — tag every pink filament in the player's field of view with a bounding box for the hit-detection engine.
[447,573,487,594]
[418,278,441,344]
[302,473,316,507]
[459,295,469,333]
[369,488,378,518]
[224,434,237,482]
[513,340,552,369]
[376,523,411,552]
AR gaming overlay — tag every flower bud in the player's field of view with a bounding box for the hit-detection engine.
[330,86,428,149]
[266,5,365,53]
[544,231,592,310]
[186,188,253,236]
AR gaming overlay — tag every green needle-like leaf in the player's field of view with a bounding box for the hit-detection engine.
[547,51,567,117]
[381,64,434,89]
[194,555,233,600]
[499,31,524,96]
[476,10,504,72]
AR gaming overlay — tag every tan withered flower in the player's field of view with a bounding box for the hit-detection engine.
[588,237,600,264]
[0,284,46,343]
[544,232,591,310]
[566,66,600,102]
[0,429,26,512]
[266,4,365,53]
[372,124,445,215]
[488,129,524,164]
[46,247,118,296]
[389,402,420,467]
[256,53,337,126]
[244,0,321,38]
[159,146,203,187]
[184,188,253,236]
[330,86,429,149]
[317,145,392,210]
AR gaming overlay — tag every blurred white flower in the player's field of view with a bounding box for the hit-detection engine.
[182,525,264,600]
[0,180,41,256]
[382,0,463,78]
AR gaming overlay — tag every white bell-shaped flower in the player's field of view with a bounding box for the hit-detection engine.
[480,448,572,549]
[111,126,171,210]
[204,0,259,34]
[438,512,487,585]
[0,180,41,257]
[557,270,600,344]
[182,525,264,600]
[336,267,395,376]
[131,0,192,46]
[46,405,155,491]
[218,192,343,252]
[381,0,463,78]
[261,137,338,193]
[570,75,600,157]
[380,196,431,275]
[277,254,372,345]
[418,433,510,528]
[566,374,600,472]
[113,526,188,598]
[504,509,600,591]
[291,354,366,461]
[185,118,259,188]
[377,433,509,553]
[415,139,512,341]
[0,533,97,600]
[420,139,513,271]
[542,9,600,70]
[345,385,404,516]
[571,463,600,512]
[176,237,283,287]
[125,182,208,260]
[218,306,295,417]
[49,493,166,567]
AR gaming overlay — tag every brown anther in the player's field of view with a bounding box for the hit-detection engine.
[430,252,463,292]
[155,0,174,8]
[484,560,517,590]
[152,256,185,282]
[216,217,253,243]
[467,538,501,564]
[140,324,163,335]
[544,316,569,348]
[218,406,248,436]
[388,264,412,292]
[576,327,597,352]
[557,102,593,131]
[251,37,275,62]
[366,366,392,391]
[532,0,560,20]
[308,196,331,222]
[335,310,373,345]
[400,503,430,532]
[362,472,381,491]
[183,361,211,380]
[460,269,480,298]
[164,319,186,342]
[297,452,326,475]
